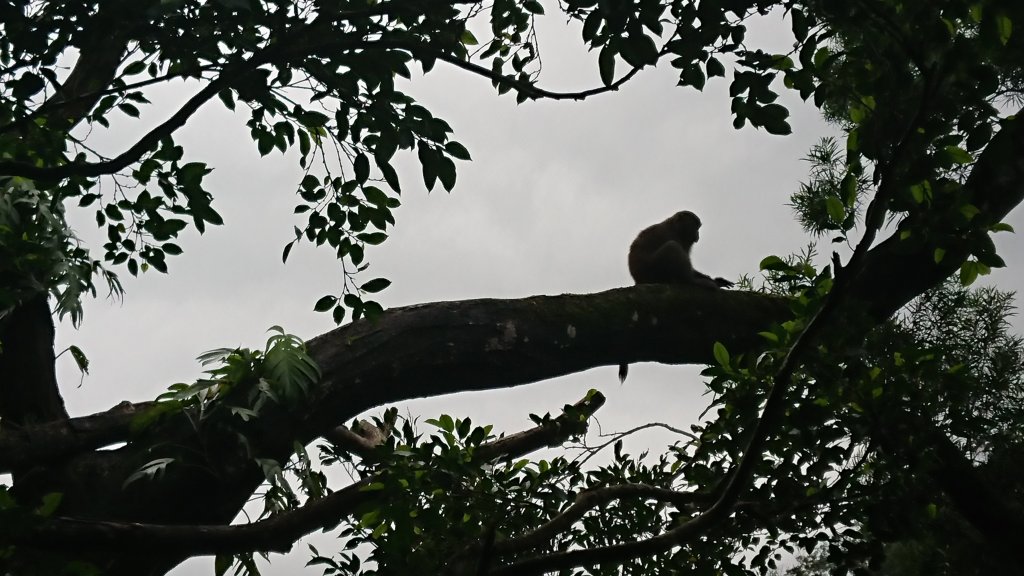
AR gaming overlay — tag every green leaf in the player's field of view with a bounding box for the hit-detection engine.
[314,295,337,312]
[363,185,389,207]
[681,64,706,90]
[436,414,455,432]
[104,204,124,221]
[970,4,983,23]
[524,0,544,14]
[977,251,1006,268]
[218,89,236,110]
[706,57,726,77]
[301,174,319,191]
[418,143,438,191]
[123,61,147,75]
[438,157,457,192]
[759,255,788,271]
[379,161,401,192]
[934,248,945,263]
[846,129,859,152]
[257,133,274,156]
[996,14,1013,45]
[990,222,1015,233]
[959,261,979,286]
[445,141,472,161]
[354,153,370,184]
[841,173,858,206]
[713,342,730,368]
[68,345,90,375]
[582,10,603,43]
[909,183,925,204]
[621,33,658,67]
[813,46,831,68]
[598,45,616,86]
[960,203,980,220]
[942,146,973,164]
[36,493,62,518]
[332,305,346,324]
[179,161,209,186]
[770,55,794,70]
[361,278,392,293]
[764,119,792,135]
[825,195,845,223]
[358,232,388,245]
[12,72,45,99]
[791,8,809,41]
[123,458,175,488]
[118,103,140,117]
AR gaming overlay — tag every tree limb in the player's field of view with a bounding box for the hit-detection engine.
[24,478,373,556]
[494,484,711,556]
[0,69,238,180]
[0,401,155,474]
[16,393,604,555]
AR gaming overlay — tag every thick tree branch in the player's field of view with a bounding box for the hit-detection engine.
[17,394,604,555]
[24,478,372,556]
[40,5,135,129]
[297,287,789,443]
[0,294,67,427]
[0,286,784,543]
[849,117,1024,318]
[0,401,155,474]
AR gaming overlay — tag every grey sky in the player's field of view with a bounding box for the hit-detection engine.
[46,8,1024,575]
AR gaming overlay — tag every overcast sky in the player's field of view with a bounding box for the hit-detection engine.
[47,8,1024,575]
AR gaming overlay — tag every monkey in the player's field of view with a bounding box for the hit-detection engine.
[627,210,733,288]
[619,210,732,382]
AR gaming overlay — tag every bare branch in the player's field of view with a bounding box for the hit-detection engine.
[575,422,698,467]
[428,48,647,102]
[496,483,710,556]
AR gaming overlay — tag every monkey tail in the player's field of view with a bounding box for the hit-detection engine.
[618,363,629,383]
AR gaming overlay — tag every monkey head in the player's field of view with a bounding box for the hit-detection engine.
[666,210,701,245]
